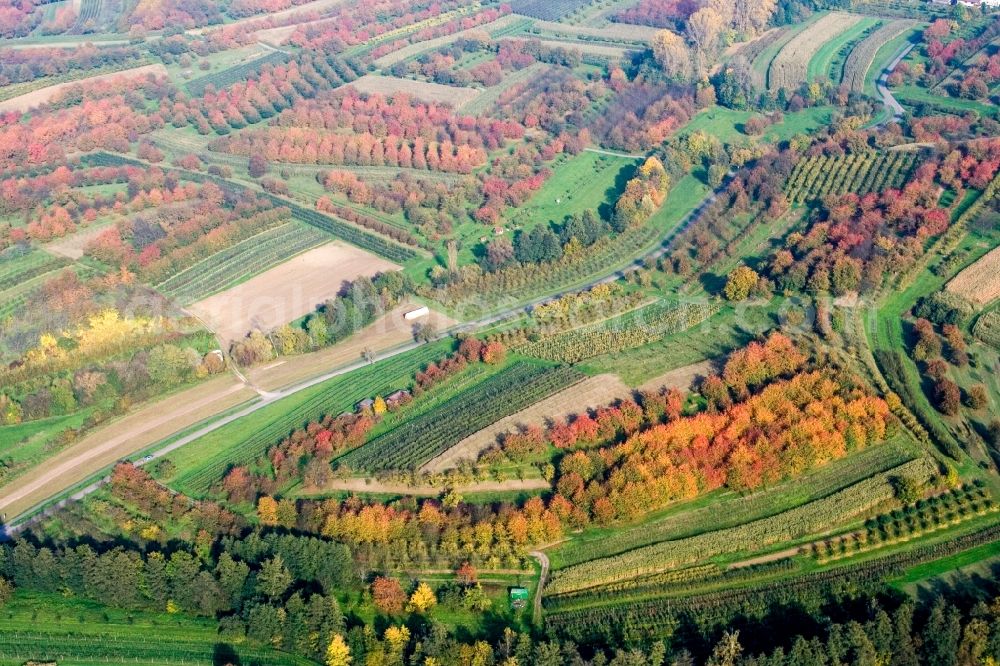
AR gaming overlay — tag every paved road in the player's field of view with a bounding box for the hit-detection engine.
[584,147,645,159]
[0,176,728,537]
[529,550,550,626]
[875,42,916,126]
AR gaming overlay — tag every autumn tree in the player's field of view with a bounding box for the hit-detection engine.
[732,0,777,37]
[724,266,758,301]
[481,341,506,365]
[326,634,352,666]
[407,582,437,613]
[651,29,691,80]
[258,496,279,526]
[913,319,942,361]
[933,378,961,416]
[372,576,406,614]
[966,384,988,410]
[249,154,269,178]
[456,562,477,586]
[0,577,12,607]
[686,8,724,73]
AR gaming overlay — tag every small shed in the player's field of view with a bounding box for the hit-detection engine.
[386,389,411,408]
[356,397,375,412]
[404,306,430,321]
[509,587,529,610]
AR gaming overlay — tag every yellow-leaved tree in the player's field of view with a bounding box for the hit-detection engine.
[407,582,437,613]
[257,496,279,526]
[326,634,351,666]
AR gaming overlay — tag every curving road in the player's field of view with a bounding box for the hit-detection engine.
[875,42,916,127]
[529,551,550,626]
[0,175,730,538]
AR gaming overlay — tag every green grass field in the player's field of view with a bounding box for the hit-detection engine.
[680,106,835,145]
[0,410,94,487]
[577,300,779,385]
[896,83,998,116]
[892,538,1000,588]
[506,151,639,229]
[0,592,310,666]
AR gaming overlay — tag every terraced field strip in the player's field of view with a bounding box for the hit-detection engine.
[345,3,484,58]
[155,222,330,304]
[733,28,789,90]
[548,440,918,569]
[546,523,1000,639]
[74,0,101,25]
[807,16,881,85]
[185,0,351,35]
[373,14,523,67]
[339,362,586,472]
[509,0,593,21]
[0,248,70,292]
[547,456,936,593]
[946,244,1000,307]
[519,299,721,364]
[166,342,450,496]
[530,19,658,43]
[498,36,633,59]
[185,49,290,96]
[843,19,919,92]
[421,372,633,472]
[82,151,419,263]
[348,74,480,108]
[0,62,165,112]
[0,262,95,321]
[768,12,864,92]
[463,62,548,116]
[751,19,814,86]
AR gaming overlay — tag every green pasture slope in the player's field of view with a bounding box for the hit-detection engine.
[508,150,640,228]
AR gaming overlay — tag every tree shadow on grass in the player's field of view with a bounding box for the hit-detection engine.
[213,643,242,666]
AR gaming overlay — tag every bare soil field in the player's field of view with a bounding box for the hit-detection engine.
[499,36,632,59]
[348,74,481,108]
[188,242,399,343]
[295,477,550,497]
[531,19,658,42]
[247,302,457,391]
[253,24,301,45]
[946,245,1000,307]
[768,12,862,92]
[421,374,633,472]
[0,376,255,519]
[374,14,521,67]
[186,0,350,35]
[636,358,718,393]
[0,63,167,113]
[421,357,720,473]
[44,222,113,259]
